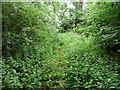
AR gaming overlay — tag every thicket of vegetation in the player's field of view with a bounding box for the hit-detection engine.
[2,1,120,88]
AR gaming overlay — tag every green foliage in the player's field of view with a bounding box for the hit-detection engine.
[83,2,120,26]
[58,32,120,88]
[77,2,120,54]
[2,2,57,57]
[2,2,120,89]
[97,26,120,47]
[2,2,59,88]
[59,6,83,32]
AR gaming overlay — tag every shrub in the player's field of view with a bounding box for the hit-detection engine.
[78,2,120,56]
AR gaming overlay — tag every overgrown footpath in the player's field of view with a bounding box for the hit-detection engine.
[2,2,120,89]
[2,32,120,88]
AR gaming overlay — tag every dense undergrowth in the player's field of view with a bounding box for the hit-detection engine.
[2,32,120,88]
[2,2,120,89]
